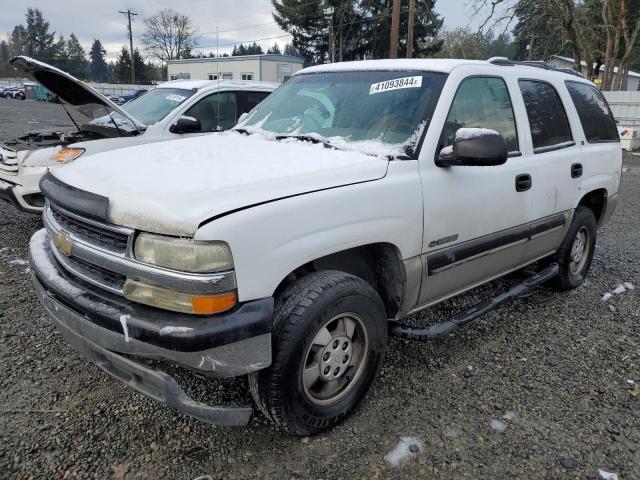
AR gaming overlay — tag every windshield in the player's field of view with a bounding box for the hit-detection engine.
[237,70,446,156]
[121,87,195,125]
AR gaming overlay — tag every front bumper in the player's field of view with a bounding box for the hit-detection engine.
[0,175,44,213]
[29,228,274,425]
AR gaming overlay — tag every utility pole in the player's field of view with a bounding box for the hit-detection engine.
[406,0,415,58]
[119,9,138,85]
[389,0,401,58]
[325,7,335,63]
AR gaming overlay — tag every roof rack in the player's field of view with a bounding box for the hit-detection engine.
[486,57,584,78]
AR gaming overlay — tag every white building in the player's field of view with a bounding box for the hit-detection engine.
[167,54,305,84]
[548,55,640,91]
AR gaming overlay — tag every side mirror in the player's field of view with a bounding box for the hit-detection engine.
[437,128,508,167]
[170,115,201,134]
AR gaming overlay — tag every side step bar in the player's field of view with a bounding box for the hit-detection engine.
[389,263,559,341]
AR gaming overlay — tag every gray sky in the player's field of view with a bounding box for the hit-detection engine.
[1,0,473,62]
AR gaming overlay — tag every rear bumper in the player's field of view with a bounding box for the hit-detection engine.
[29,228,274,426]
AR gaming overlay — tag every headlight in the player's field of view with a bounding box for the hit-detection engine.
[134,233,234,273]
[53,148,85,164]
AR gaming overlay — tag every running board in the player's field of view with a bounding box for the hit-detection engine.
[389,263,559,341]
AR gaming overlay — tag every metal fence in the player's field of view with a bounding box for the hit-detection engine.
[0,78,154,97]
[603,91,640,126]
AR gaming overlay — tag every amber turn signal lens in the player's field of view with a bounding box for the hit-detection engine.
[53,148,86,164]
[192,291,238,315]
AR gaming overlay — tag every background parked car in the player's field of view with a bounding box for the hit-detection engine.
[0,86,19,98]
[0,56,279,213]
[10,88,25,100]
[110,89,148,105]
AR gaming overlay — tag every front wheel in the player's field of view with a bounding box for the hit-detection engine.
[547,206,597,291]
[249,271,387,436]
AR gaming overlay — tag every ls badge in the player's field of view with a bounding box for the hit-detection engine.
[53,232,73,255]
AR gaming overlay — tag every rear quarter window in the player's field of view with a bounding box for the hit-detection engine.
[518,80,573,152]
[565,81,619,142]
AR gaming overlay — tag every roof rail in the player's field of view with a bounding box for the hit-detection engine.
[487,57,585,78]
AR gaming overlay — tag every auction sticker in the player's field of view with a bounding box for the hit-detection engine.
[369,76,422,95]
[166,94,187,102]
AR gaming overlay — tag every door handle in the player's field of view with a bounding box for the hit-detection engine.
[515,174,532,192]
[571,163,583,178]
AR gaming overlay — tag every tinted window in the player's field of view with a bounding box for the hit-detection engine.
[565,81,619,142]
[241,91,270,111]
[184,91,237,132]
[518,80,573,151]
[445,77,519,152]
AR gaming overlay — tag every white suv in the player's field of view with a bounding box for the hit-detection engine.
[28,58,621,435]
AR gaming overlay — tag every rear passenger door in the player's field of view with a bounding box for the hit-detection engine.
[516,79,579,263]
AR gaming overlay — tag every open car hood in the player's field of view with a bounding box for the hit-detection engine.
[10,56,145,132]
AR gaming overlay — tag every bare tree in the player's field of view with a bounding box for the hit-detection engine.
[473,0,640,90]
[141,9,197,62]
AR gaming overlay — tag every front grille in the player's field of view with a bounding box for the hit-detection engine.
[65,254,126,292]
[50,206,129,253]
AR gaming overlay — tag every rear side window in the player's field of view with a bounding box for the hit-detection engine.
[518,80,573,152]
[445,76,519,153]
[565,81,619,142]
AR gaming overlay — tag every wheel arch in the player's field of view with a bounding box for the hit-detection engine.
[273,242,406,319]
[577,188,608,227]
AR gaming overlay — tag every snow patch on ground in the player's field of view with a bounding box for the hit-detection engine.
[384,437,424,466]
[490,419,507,432]
[601,282,635,301]
[613,285,626,294]
[9,259,28,266]
[598,469,619,480]
[602,292,613,301]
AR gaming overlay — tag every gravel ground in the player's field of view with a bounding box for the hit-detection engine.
[0,99,639,479]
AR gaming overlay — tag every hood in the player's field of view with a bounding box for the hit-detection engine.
[10,56,145,132]
[51,132,389,236]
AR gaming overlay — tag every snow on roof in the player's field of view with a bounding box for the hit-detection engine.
[551,55,640,78]
[298,59,488,75]
[156,79,280,91]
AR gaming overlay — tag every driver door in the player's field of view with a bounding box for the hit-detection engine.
[418,75,532,306]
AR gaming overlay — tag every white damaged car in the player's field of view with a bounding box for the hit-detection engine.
[0,56,278,213]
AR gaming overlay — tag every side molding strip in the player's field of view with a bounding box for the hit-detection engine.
[427,213,566,274]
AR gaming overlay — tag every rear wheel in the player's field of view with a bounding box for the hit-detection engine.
[249,271,387,436]
[547,206,597,291]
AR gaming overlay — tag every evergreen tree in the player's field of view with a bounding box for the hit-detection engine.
[267,43,282,54]
[132,48,147,83]
[9,25,28,57]
[25,7,56,59]
[89,39,109,82]
[115,46,132,83]
[50,34,69,71]
[283,43,301,57]
[273,0,442,62]
[65,34,88,78]
[0,41,11,77]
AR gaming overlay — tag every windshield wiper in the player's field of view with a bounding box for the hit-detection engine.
[233,128,251,135]
[275,134,340,150]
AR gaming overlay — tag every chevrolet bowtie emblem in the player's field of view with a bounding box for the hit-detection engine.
[53,232,73,256]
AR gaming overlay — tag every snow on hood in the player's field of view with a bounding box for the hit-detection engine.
[52,132,389,236]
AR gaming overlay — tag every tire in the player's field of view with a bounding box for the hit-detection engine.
[547,206,597,291]
[249,270,387,436]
